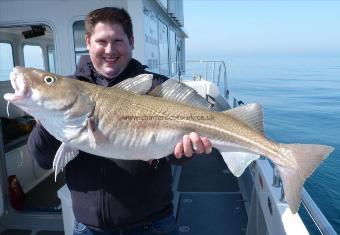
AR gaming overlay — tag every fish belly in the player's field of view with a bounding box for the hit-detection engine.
[77,127,184,161]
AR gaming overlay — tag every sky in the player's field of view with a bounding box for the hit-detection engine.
[183,1,340,58]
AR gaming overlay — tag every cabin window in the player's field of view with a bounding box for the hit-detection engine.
[158,20,170,76]
[48,46,56,73]
[73,21,88,64]
[0,25,56,72]
[0,42,14,81]
[23,45,44,70]
[143,7,160,73]
[169,29,177,77]
[176,37,185,74]
[159,0,168,9]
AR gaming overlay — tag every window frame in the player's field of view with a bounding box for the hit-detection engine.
[0,41,15,81]
[22,43,45,70]
[72,20,88,66]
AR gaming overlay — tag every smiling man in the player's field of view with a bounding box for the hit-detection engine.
[28,7,212,235]
[85,22,133,78]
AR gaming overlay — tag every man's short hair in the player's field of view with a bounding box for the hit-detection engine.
[85,7,133,38]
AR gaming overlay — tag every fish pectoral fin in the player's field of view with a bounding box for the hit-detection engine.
[221,152,260,177]
[148,79,212,110]
[87,117,96,149]
[223,104,264,134]
[53,143,79,181]
[113,74,153,95]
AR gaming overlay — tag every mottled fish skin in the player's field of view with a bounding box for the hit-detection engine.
[4,66,334,214]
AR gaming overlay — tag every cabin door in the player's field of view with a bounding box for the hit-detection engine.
[0,120,6,218]
[0,24,58,214]
[0,171,4,218]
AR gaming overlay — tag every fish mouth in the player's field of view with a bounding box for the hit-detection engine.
[3,67,32,102]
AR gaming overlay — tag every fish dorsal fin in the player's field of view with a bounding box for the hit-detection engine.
[148,78,212,110]
[223,103,264,133]
[113,74,153,95]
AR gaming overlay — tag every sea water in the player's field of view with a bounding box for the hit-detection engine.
[188,55,340,234]
[227,55,340,233]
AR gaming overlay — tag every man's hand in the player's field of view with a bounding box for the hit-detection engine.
[174,132,212,159]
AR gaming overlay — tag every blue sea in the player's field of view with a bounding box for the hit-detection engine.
[188,55,340,234]
[228,55,340,234]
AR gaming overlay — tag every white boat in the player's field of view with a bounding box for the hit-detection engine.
[0,0,336,234]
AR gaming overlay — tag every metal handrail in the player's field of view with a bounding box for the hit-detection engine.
[267,160,336,234]
[184,60,228,97]
[269,159,336,234]
[301,188,337,235]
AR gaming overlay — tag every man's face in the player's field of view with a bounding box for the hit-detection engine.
[86,22,134,79]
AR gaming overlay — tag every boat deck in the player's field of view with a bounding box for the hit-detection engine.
[24,173,64,211]
[0,174,64,235]
[0,151,248,235]
[175,149,248,235]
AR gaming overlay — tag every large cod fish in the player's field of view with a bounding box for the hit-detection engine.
[4,66,334,214]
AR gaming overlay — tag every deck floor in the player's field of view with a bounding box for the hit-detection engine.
[0,173,65,235]
[24,172,65,211]
[2,150,248,235]
[176,149,248,235]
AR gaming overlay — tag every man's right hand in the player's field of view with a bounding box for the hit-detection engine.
[174,132,212,159]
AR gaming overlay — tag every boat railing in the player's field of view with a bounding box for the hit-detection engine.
[301,188,337,235]
[181,60,229,99]
[257,156,336,235]
[271,164,336,234]
[228,82,337,235]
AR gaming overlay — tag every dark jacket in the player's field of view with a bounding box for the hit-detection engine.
[27,57,183,231]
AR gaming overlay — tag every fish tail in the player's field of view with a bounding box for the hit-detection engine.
[276,144,334,213]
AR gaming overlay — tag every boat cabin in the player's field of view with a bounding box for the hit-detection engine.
[0,1,186,234]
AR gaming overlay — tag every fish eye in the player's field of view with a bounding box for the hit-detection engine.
[44,75,57,85]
